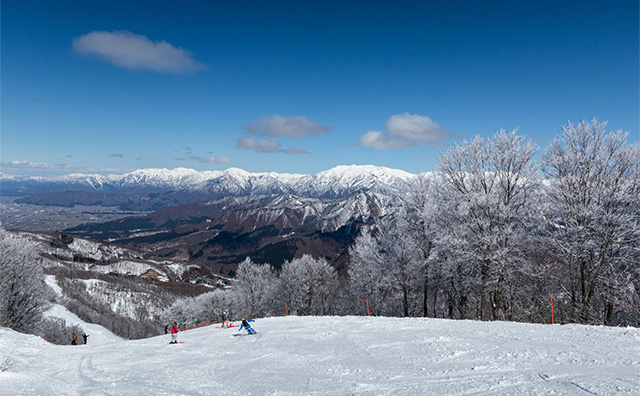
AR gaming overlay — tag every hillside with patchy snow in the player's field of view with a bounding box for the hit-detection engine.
[1,315,638,395]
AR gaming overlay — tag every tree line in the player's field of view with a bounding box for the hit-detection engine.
[165,119,639,327]
[350,119,639,326]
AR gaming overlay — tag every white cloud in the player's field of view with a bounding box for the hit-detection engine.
[1,160,52,170]
[188,155,231,164]
[201,156,231,164]
[237,137,282,153]
[245,115,333,137]
[282,147,309,155]
[0,161,90,173]
[360,131,414,150]
[72,30,205,74]
[386,113,451,144]
[238,115,328,154]
[360,113,453,150]
[236,137,309,155]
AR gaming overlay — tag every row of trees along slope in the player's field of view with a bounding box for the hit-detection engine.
[167,119,639,327]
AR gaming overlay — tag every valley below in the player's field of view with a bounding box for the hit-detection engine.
[0,196,148,231]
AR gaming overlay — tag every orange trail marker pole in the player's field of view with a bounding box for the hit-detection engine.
[550,293,555,324]
[366,298,370,316]
[285,303,289,316]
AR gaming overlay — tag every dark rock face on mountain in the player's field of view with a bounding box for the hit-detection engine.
[68,192,395,276]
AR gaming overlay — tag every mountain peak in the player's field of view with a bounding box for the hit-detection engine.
[316,164,414,179]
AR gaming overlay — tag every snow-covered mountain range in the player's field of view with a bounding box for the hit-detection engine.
[2,165,419,274]
[2,165,416,199]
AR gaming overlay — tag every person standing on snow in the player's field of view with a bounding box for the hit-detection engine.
[170,322,179,344]
[82,333,89,344]
[239,317,256,335]
[71,332,78,345]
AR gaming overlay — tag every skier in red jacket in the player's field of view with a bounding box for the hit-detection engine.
[170,322,178,344]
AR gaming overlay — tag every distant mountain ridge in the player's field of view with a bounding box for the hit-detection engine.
[4,165,417,209]
[3,165,420,273]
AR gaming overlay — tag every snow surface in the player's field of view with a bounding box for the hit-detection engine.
[1,315,638,395]
[43,275,122,345]
[43,304,122,345]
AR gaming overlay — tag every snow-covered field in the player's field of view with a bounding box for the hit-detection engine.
[1,315,638,395]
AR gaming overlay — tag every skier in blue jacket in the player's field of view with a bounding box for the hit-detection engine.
[239,317,256,335]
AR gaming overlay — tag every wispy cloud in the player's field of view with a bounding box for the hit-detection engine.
[245,115,332,137]
[111,153,124,158]
[188,155,231,164]
[360,113,453,150]
[236,137,282,153]
[0,161,89,172]
[238,115,327,154]
[1,160,52,170]
[235,137,309,155]
[360,131,414,150]
[72,30,205,74]
[282,147,309,155]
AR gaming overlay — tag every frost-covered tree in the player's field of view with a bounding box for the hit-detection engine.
[231,257,278,318]
[347,228,394,316]
[401,172,440,317]
[438,129,539,320]
[161,289,233,327]
[0,228,48,332]
[541,119,640,324]
[277,255,339,316]
[348,208,421,317]
[375,210,422,317]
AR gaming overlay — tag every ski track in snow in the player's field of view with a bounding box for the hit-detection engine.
[1,316,639,395]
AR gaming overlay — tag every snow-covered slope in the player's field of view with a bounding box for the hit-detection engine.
[1,316,638,395]
[43,304,122,345]
[43,275,122,344]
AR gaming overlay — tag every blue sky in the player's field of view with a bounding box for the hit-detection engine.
[2,0,638,177]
